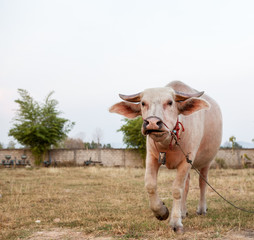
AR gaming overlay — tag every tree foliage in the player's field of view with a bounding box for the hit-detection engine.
[58,138,112,149]
[118,117,146,159]
[84,141,112,149]
[9,89,74,164]
[229,136,236,149]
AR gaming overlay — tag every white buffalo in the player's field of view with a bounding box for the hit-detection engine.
[109,81,222,232]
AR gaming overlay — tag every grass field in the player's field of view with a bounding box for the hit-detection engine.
[0,166,254,240]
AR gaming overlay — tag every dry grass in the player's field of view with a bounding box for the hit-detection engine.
[0,167,254,240]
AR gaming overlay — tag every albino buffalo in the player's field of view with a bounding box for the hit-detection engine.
[109,81,222,232]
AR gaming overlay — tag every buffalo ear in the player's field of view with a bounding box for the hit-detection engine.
[109,102,141,118]
[177,98,210,115]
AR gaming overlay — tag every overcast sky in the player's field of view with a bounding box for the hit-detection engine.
[1,0,254,148]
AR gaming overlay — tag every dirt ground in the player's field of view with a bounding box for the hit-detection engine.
[24,228,113,240]
[24,228,254,240]
[222,230,254,240]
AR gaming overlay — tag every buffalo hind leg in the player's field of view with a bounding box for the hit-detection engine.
[181,172,190,219]
[197,166,209,215]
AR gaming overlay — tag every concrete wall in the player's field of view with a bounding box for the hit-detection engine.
[0,148,254,168]
[212,148,254,168]
[0,148,144,168]
[0,149,33,164]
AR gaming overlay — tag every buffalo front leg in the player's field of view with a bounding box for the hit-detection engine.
[170,161,191,233]
[145,157,169,221]
[197,166,209,215]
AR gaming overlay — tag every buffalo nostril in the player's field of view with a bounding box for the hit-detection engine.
[143,120,149,128]
[157,121,163,129]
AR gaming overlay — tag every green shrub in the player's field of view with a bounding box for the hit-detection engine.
[215,157,227,169]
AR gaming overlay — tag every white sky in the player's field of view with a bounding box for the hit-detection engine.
[0,0,254,148]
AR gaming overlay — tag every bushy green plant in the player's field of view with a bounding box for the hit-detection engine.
[118,117,146,161]
[9,89,74,165]
[215,157,227,169]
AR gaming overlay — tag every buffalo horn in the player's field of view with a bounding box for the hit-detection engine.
[175,91,205,102]
[119,92,142,102]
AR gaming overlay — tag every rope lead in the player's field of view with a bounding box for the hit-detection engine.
[172,132,254,214]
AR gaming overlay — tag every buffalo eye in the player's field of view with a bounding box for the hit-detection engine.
[168,100,173,106]
[141,101,146,107]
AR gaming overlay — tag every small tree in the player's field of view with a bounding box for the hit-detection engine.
[7,141,16,149]
[118,117,146,163]
[103,143,112,149]
[229,136,236,150]
[229,136,242,150]
[0,142,4,149]
[9,89,74,165]
[93,128,103,148]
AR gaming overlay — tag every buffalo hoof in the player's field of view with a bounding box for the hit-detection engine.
[155,206,169,221]
[181,212,188,219]
[173,226,184,234]
[196,208,208,215]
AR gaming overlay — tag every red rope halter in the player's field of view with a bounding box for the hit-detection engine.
[169,118,184,148]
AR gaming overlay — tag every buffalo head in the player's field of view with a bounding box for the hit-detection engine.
[109,87,210,142]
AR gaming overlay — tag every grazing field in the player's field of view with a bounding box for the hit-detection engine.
[0,167,254,240]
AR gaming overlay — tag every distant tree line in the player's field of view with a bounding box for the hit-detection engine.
[1,135,112,151]
[0,140,16,149]
[59,137,112,149]
[0,137,112,150]
[84,141,112,149]
[221,135,243,149]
